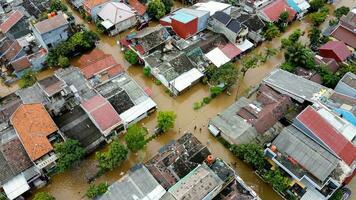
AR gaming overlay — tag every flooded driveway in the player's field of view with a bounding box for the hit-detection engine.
[30,0,356,199]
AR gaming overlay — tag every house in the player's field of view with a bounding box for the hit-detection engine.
[314,55,339,73]
[318,41,352,63]
[0,93,22,129]
[97,2,137,36]
[53,106,105,152]
[208,11,249,44]
[83,0,110,20]
[81,94,123,138]
[10,103,64,173]
[0,128,43,200]
[77,49,124,85]
[241,0,273,13]
[262,69,328,103]
[258,0,296,23]
[0,10,30,39]
[205,42,242,67]
[192,1,232,16]
[235,13,265,44]
[265,125,350,200]
[9,56,32,78]
[95,73,157,127]
[20,0,51,19]
[334,72,356,98]
[0,40,25,63]
[99,164,166,200]
[330,8,356,49]
[32,13,70,50]
[128,0,147,17]
[285,0,310,18]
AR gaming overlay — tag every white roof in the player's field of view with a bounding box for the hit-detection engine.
[98,2,135,25]
[235,39,254,52]
[120,98,156,124]
[205,47,230,67]
[101,20,114,29]
[3,174,30,200]
[194,1,231,15]
[170,68,204,92]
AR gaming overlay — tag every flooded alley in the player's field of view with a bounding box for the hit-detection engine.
[25,0,356,199]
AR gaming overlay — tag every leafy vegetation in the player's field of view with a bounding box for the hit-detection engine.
[329,189,343,200]
[308,27,329,50]
[124,49,139,65]
[124,124,148,152]
[262,169,291,193]
[230,143,265,171]
[33,192,55,200]
[162,0,173,14]
[309,0,325,12]
[49,0,68,12]
[210,86,224,98]
[96,140,128,172]
[334,6,350,19]
[147,0,166,20]
[54,139,85,172]
[241,54,262,76]
[143,67,151,77]
[263,23,280,40]
[205,62,239,88]
[58,56,70,68]
[310,9,328,26]
[86,183,109,199]
[157,111,177,133]
[19,70,37,89]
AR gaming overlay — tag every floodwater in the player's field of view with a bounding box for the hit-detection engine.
[29,0,355,199]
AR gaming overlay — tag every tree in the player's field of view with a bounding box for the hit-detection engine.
[86,183,108,199]
[310,10,328,26]
[263,23,280,40]
[147,0,166,20]
[124,124,148,152]
[143,67,151,77]
[329,189,343,200]
[319,67,340,88]
[58,56,70,68]
[241,54,260,76]
[284,42,315,69]
[280,62,295,72]
[338,62,356,77]
[308,27,321,49]
[205,62,239,87]
[157,111,177,133]
[309,0,325,12]
[210,86,224,98]
[33,192,55,200]
[262,169,291,192]
[124,49,139,65]
[279,11,289,24]
[54,139,85,172]
[230,143,265,171]
[96,140,128,171]
[19,70,37,89]
[288,29,302,43]
[262,47,277,62]
[334,6,350,19]
[162,0,173,14]
[49,0,68,12]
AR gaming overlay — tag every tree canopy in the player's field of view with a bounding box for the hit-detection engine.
[309,0,325,12]
[147,0,166,20]
[124,49,139,65]
[162,0,173,14]
[33,192,55,200]
[19,70,37,89]
[310,7,329,26]
[284,42,315,69]
[230,143,265,171]
[86,183,108,199]
[279,11,289,24]
[334,6,350,19]
[241,54,260,76]
[205,62,239,87]
[262,169,291,192]
[96,140,128,172]
[157,111,177,133]
[263,23,280,40]
[54,139,85,172]
[124,124,148,152]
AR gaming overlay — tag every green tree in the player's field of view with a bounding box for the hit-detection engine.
[308,27,321,48]
[280,62,295,72]
[124,49,139,65]
[329,18,339,26]
[33,192,55,200]
[310,11,328,26]
[162,0,173,14]
[329,189,343,200]
[262,47,277,62]
[143,67,151,77]
[124,124,148,152]
[210,86,224,98]
[319,67,340,88]
[262,169,291,192]
[96,140,128,172]
[334,6,350,19]
[279,11,289,24]
[58,56,70,68]
[147,0,166,20]
[157,111,177,133]
[241,54,260,76]
[288,29,302,43]
[263,23,280,40]
[338,62,356,76]
[49,0,68,12]
[230,143,265,170]
[54,139,85,172]
[19,70,37,89]
[309,0,325,12]
[284,42,315,69]
[86,183,109,199]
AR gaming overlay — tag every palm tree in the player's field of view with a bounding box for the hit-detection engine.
[262,47,278,63]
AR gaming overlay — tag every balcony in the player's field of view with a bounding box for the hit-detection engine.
[36,154,57,169]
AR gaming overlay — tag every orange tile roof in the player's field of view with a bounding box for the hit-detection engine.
[84,0,109,9]
[11,104,58,161]
[78,48,106,66]
[0,10,24,33]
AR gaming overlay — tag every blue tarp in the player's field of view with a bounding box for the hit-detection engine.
[286,0,302,13]
[333,108,356,126]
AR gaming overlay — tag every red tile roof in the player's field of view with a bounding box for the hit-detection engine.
[83,0,109,9]
[297,106,356,165]
[0,10,24,33]
[10,56,31,72]
[219,43,242,59]
[128,0,147,16]
[11,104,58,161]
[81,95,122,134]
[331,25,356,49]
[3,41,22,61]
[78,49,106,66]
[107,64,124,77]
[261,0,296,22]
[319,41,352,62]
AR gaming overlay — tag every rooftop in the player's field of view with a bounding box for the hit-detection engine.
[10,104,58,161]
[10,56,31,72]
[236,14,265,32]
[37,75,66,97]
[0,93,22,125]
[83,0,109,9]
[98,2,135,25]
[330,11,356,48]
[128,0,147,16]
[260,0,296,22]
[338,72,356,91]
[21,0,50,18]
[34,14,68,34]
[262,69,327,103]
[0,10,24,33]
[99,164,166,200]
[318,41,352,62]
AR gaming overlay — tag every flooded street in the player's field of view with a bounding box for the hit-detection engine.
[27,0,356,199]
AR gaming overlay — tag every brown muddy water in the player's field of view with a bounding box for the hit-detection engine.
[29,0,356,199]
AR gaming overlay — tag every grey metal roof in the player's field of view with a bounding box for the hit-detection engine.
[16,84,47,104]
[99,165,165,200]
[209,97,257,144]
[226,20,241,33]
[263,69,327,103]
[212,11,231,25]
[273,126,339,182]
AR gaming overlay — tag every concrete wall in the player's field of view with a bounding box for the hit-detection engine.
[109,16,137,36]
[40,25,69,49]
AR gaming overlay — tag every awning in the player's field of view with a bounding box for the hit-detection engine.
[205,47,230,67]
[3,174,30,200]
[101,20,114,29]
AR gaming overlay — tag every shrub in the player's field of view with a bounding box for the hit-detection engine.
[262,169,291,192]
[58,56,70,68]
[210,86,224,98]
[19,71,37,89]
[33,192,55,200]
[143,67,151,77]
[230,143,265,170]
[203,97,212,104]
[86,183,108,199]
[193,102,203,110]
[124,49,139,65]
